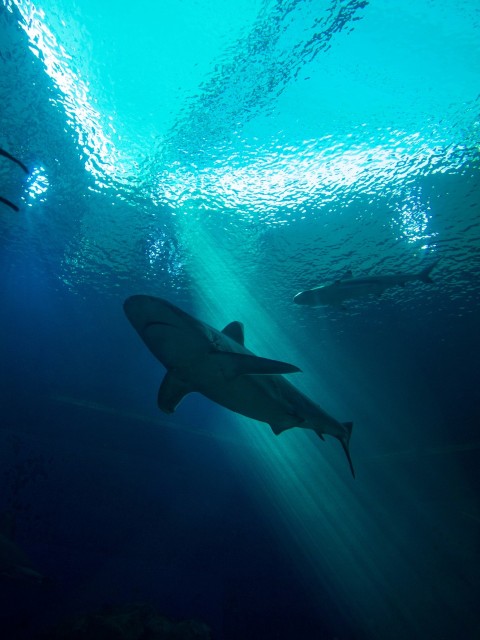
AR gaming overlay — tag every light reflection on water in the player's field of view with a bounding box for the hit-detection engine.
[25,165,49,203]
[6,0,478,227]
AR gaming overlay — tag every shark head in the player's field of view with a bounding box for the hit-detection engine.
[293,289,320,305]
[124,295,210,369]
[123,295,185,333]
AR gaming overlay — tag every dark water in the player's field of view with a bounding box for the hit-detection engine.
[1,1,479,639]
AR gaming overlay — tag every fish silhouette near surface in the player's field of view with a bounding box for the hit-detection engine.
[293,260,440,308]
[0,147,29,212]
[124,295,355,477]
[0,513,45,585]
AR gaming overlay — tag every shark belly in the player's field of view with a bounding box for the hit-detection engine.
[143,323,209,370]
[190,363,339,437]
[343,282,385,299]
[196,370,297,427]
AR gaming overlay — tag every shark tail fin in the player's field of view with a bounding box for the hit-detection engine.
[419,259,440,284]
[339,422,355,478]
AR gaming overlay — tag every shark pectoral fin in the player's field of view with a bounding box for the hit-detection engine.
[157,372,193,414]
[221,321,245,345]
[211,352,301,379]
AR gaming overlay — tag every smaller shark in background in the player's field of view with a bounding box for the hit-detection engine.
[0,513,44,585]
[293,259,440,308]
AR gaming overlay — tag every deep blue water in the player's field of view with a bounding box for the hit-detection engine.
[1,1,479,639]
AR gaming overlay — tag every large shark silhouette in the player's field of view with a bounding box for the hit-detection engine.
[124,296,354,477]
[294,260,440,307]
[0,513,44,585]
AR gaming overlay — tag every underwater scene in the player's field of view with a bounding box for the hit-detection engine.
[0,1,479,639]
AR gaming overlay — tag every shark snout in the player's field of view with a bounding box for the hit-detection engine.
[124,295,149,313]
[123,295,184,334]
[124,295,162,330]
[293,291,312,305]
[124,295,148,328]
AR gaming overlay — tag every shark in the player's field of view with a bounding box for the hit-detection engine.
[293,259,440,307]
[0,513,44,585]
[124,295,355,477]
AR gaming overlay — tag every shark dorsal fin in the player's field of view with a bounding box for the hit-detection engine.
[334,269,353,284]
[221,321,245,346]
[0,512,15,540]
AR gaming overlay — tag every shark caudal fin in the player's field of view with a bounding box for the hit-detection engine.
[338,422,355,478]
[419,259,440,284]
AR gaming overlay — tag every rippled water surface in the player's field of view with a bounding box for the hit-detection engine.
[1,2,479,639]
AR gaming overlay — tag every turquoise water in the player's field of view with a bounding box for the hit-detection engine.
[1,1,479,639]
